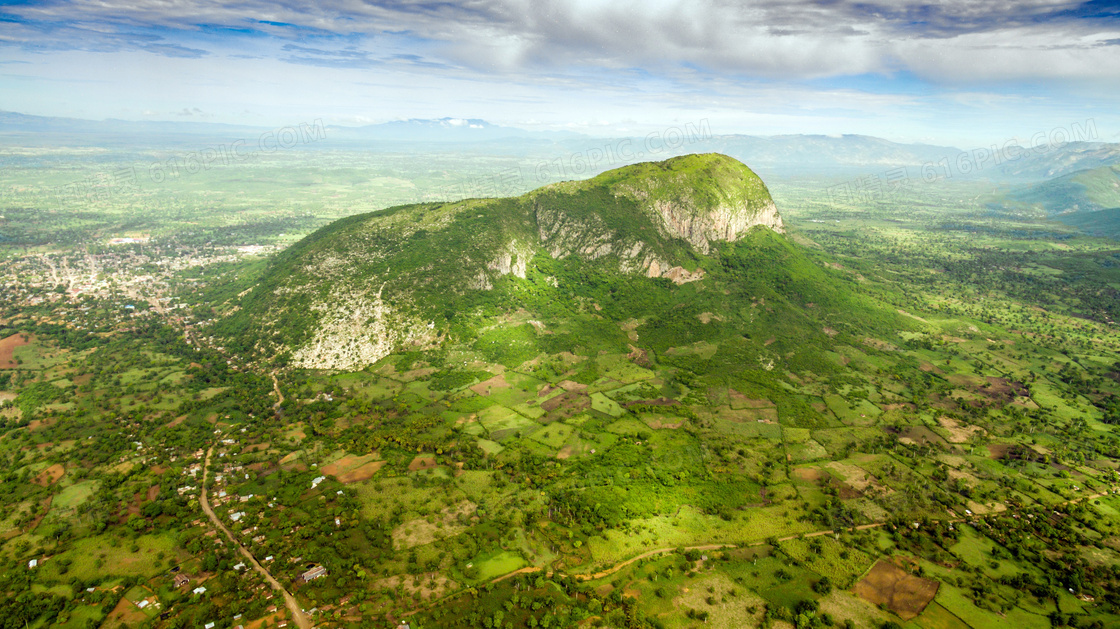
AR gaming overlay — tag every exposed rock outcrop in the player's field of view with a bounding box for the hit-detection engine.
[290,285,434,370]
[650,198,783,253]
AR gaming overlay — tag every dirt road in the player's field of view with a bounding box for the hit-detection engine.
[200,446,311,629]
[271,372,284,412]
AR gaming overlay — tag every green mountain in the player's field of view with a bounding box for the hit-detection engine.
[1055,206,1120,238]
[1000,163,1120,215]
[218,153,904,376]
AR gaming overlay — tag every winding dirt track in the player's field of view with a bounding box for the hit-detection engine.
[271,372,285,411]
[200,446,311,629]
[471,493,1107,592]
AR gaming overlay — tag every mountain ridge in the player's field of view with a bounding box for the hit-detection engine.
[214,153,895,372]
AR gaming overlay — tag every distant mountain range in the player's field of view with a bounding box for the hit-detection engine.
[0,111,580,145]
[710,134,958,170]
[1006,164,1120,215]
[325,117,584,142]
[3,110,1117,182]
[987,163,1120,237]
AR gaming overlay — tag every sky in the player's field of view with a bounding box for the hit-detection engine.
[2,0,1120,145]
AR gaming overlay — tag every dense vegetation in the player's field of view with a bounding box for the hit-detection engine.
[2,150,1120,629]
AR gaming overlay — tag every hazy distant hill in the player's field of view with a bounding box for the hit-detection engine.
[0,110,268,141]
[990,142,1120,179]
[1055,207,1120,238]
[1003,164,1120,215]
[710,134,959,171]
[6,110,1116,185]
[325,117,584,143]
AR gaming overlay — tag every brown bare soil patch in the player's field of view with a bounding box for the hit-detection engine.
[33,464,65,486]
[408,456,437,472]
[967,500,1007,515]
[981,377,1028,401]
[556,446,574,460]
[102,596,148,629]
[322,453,385,483]
[27,496,53,531]
[374,572,458,601]
[936,416,985,443]
[0,333,31,369]
[392,500,477,550]
[627,344,651,366]
[833,480,862,500]
[823,327,838,337]
[852,559,939,620]
[793,468,824,482]
[897,426,947,446]
[880,403,914,412]
[541,390,590,413]
[279,451,303,465]
[863,337,899,351]
[339,460,385,483]
[117,491,145,524]
[987,444,1020,460]
[242,442,271,454]
[28,418,55,432]
[557,380,588,392]
[947,469,979,487]
[825,461,890,495]
[146,485,160,501]
[794,467,860,498]
[470,373,511,397]
[401,367,438,381]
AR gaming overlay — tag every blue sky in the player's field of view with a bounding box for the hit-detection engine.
[2,0,1119,145]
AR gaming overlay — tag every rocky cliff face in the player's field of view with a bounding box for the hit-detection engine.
[649,198,784,254]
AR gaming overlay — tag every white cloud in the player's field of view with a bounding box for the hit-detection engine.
[4,1,1118,83]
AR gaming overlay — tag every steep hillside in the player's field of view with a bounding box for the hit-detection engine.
[1056,206,1120,238]
[217,153,903,371]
